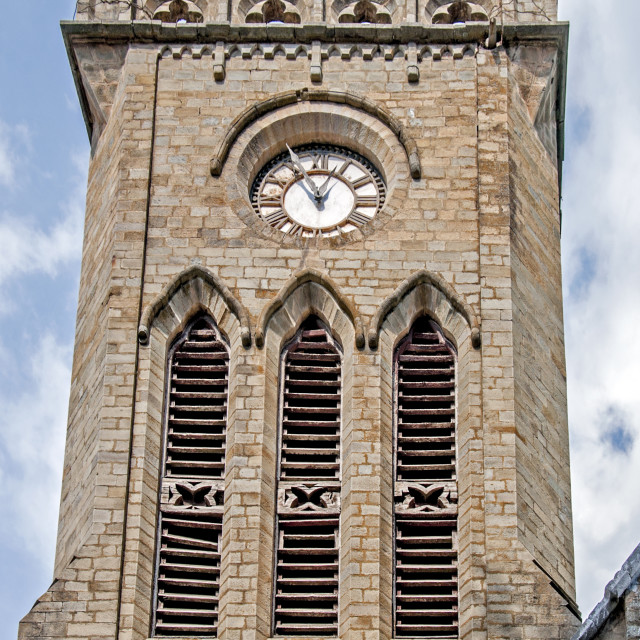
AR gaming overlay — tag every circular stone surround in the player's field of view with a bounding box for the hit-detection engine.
[224,101,411,246]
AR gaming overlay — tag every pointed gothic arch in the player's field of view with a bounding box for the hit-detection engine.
[255,268,365,349]
[121,270,249,640]
[152,312,229,636]
[254,272,359,639]
[368,269,481,350]
[138,265,251,348]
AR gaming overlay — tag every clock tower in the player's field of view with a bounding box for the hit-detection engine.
[20,1,579,639]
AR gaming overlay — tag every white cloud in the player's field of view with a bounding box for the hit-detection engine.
[0,151,87,301]
[0,334,71,565]
[559,0,640,617]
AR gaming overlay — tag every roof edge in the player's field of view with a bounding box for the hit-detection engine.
[572,542,640,640]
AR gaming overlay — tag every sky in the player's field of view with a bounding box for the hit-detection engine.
[0,1,639,638]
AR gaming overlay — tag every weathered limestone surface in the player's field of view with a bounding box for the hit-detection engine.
[509,60,575,597]
[21,10,575,640]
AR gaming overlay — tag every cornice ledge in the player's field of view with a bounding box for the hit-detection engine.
[61,20,568,47]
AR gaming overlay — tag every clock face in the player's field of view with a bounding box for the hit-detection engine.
[250,144,386,238]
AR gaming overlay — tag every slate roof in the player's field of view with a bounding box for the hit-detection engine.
[572,542,640,640]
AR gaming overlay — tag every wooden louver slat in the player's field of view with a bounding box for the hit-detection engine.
[394,318,458,639]
[154,316,228,637]
[274,317,341,636]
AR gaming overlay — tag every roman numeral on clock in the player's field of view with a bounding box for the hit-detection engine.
[355,196,378,206]
[348,211,372,226]
[264,209,288,226]
[351,176,372,189]
[260,195,282,207]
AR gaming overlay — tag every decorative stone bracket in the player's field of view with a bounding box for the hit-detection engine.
[406,42,419,82]
[310,40,322,81]
[213,41,226,80]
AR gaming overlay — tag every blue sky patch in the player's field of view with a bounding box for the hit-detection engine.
[569,245,598,301]
[600,406,635,455]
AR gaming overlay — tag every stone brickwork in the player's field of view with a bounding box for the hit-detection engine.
[21,8,577,640]
[508,66,575,595]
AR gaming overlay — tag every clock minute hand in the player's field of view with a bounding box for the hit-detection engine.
[317,167,337,198]
[287,145,320,199]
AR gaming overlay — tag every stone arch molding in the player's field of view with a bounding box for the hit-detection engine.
[210,88,421,180]
[138,265,252,347]
[256,269,365,349]
[368,270,481,349]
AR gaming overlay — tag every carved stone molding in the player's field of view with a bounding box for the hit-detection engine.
[256,268,365,349]
[338,0,392,24]
[161,480,225,514]
[431,1,488,24]
[245,0,302,23]
[138,264,251,347]
[208,87,422,181]
[278,484,341,513]
[395,482,458,515]
[368,269,481,349]
[153,0,204,22]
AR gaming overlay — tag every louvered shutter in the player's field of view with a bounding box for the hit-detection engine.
[154,316,229,636]
[274,318,341,636]
[394,318,458,639]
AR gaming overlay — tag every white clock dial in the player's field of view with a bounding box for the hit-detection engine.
[250,145,386,238]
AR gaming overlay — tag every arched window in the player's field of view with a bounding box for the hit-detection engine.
[393,317,458,638]
[153,315,229,636]
[273,316,342,636]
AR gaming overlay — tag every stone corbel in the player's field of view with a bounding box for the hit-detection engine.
[310,40,322,82]
[406,42,419,83]
[213,41,226,81]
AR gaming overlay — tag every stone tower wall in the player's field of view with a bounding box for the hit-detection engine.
[508,70,575,594]
[21,14,574,640]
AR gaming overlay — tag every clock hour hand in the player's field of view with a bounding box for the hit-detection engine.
[317,167,337,199]
[287,144,320,199]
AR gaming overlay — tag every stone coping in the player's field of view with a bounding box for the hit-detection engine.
[61,19,568,47]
